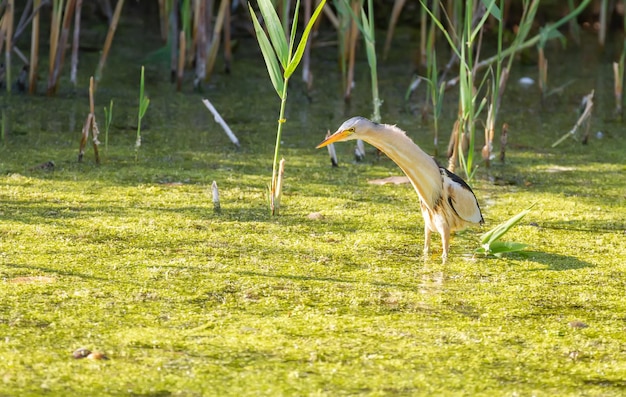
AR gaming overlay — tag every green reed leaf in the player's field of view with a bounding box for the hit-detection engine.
[256,0,289,68]
[249,3,285,97]
[284,0,326,79]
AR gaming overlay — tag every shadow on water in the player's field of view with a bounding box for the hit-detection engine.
[3,262,125,283]
[509,251,594,271]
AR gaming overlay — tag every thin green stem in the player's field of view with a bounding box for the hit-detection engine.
[271,79,289,211]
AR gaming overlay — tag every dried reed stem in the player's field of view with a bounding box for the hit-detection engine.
[613,59,624,119]
[201,98,239,147]
[552,90,594,147]
[78,77,100,163]
[158,0,167,41]
[48,0,62,90]
[344,0,359,101]
[499,123,508,163]
[194,0,207,88]
[95,0,125,86]
[205,0,229,82]
[301,0,311,84]
[48,0,77,95]
[177,30,185,91]
[169,0,178,82]
[70,0,82,85]
[383,0,405,61]
[223,0,231,74]
[29,0,40,94]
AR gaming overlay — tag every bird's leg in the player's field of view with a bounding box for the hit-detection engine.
[441,228,450,263]
[423,226,431,259]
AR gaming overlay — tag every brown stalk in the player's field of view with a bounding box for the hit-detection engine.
[537,47,547,98]
[158,0,167,42]
[70,0,82,85]
[499,123,508,163]
[29,0,40,94]
[169,0,178,83]
[48,0,62,87]
[344,0,359,101]
[382,0,406,61]
[613,61,623,118]
[177,30,185,91]
[48,0,77,95]
[95,0,125,86]
[78,77,100,163]
[194,0,207,88]
[223,0,231,74]
[301,0,311,85]
[205,0,229,82]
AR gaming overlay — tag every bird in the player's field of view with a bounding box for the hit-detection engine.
[316,116,484,262]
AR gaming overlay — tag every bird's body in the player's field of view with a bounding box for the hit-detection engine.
[316,117,483,261]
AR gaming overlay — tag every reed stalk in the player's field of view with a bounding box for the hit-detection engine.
[169,0,178,82]
[48,0,62,93]
[1,110,5,145]
[223,0,231,74]
[499,122,508,163]
[70,0,82,86]
[181,0,192,64]
[205,0,229,82]
[598,0,607,47]
[48,0,77,95]
[95,0,125,87]
[78,77,100,164]
[614,49,625,119]
[194,0,207,88]
[29,0,40,94]
[301,0,312,86]
[344,0,359,101]
[5,0,13,94]
[177,30,185,90]
[382,0,405,61]
[552,90,594,147]
[103,100,113,156]
[158,0,168,41]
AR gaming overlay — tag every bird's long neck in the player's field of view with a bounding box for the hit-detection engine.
[364,124,442,210]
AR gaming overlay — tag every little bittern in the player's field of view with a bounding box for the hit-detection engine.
[316,117,484,261]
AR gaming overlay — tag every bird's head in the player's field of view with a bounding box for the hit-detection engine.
[316,117,374,148]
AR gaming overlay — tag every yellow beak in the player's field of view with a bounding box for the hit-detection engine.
[315,130,351,149]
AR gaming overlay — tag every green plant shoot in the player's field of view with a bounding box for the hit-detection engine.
[475,203,536,257]
[248,0,326,215]
[136,66,150,161]
[104,100,114,156]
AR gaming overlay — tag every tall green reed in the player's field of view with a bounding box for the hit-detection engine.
[248,0,326,215]
[421,0,590,180]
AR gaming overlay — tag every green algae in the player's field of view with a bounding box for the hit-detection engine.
[1,28,626,396]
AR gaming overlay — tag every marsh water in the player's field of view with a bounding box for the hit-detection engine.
[1,19,625,170]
